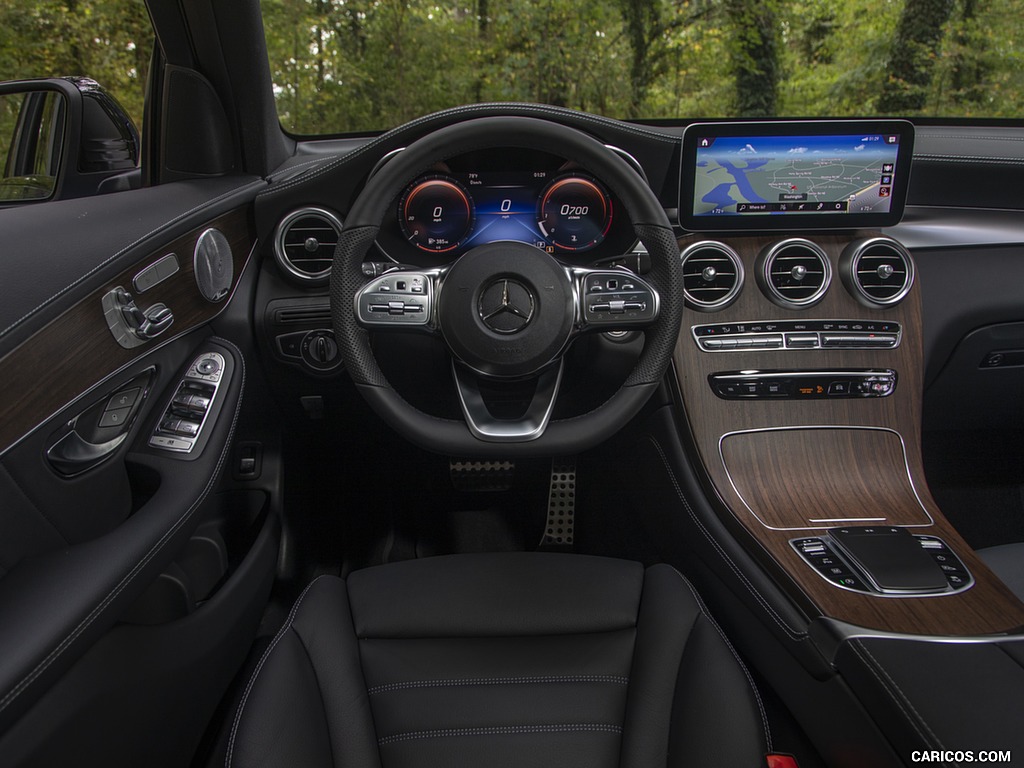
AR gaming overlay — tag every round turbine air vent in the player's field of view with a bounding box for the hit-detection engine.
[840,236,915,307]
[680,241,744,311]
[756,238,831,309]
[273,207,344,285]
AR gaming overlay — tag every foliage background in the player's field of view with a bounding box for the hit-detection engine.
[0,0,1020,136]
[260,0,1024,133]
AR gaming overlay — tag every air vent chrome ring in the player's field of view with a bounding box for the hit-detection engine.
[840,236,915,307]
[273,207,344,285]
[756,238,831,310]
[680,240,744,311]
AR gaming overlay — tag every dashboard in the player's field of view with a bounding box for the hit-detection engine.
[373,147,639,266]
[255,106,1024,633]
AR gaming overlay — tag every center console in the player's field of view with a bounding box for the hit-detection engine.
[672,229,1024,636]
[669,120,1024,639]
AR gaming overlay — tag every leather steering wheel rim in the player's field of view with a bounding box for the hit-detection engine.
[330,115,682,457]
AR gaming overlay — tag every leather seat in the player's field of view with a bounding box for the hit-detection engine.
[226,552,769,768]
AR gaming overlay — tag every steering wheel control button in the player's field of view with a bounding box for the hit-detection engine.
[578,270,658,328]
[357,272,434,327]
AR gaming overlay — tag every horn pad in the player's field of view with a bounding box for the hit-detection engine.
[437,242,575,378]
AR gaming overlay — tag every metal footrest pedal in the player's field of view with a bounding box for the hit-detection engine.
[540,457,576,548]
[449,459,516,492]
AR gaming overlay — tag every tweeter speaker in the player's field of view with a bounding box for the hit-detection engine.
[193,228,233,302]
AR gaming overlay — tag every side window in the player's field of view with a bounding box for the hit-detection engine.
[0,90,65,201]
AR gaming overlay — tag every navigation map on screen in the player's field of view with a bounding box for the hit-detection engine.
[692,133,901,218]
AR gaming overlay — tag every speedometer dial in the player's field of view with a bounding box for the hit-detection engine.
[400,176,475,253]
[538,175,613,252]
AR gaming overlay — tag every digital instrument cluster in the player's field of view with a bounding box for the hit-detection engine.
[375,149,636,265]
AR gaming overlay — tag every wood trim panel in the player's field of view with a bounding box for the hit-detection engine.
[0,208,255,455]
[720,427,931,529]
[673,232,1024,636]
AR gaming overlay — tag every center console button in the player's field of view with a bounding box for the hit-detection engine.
[785,333,819,348]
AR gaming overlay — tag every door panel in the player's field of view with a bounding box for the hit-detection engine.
[0,180,272,744]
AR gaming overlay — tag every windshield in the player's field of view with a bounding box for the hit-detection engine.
[262,0,1022,135]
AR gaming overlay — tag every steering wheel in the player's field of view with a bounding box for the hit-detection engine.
[330,116,682,457]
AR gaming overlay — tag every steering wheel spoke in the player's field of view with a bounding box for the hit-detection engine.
[569,266,660,332]
[452,361,563,443]
[355,267,445,332]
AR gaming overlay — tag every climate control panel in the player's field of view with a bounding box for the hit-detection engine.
[693,320,901,352]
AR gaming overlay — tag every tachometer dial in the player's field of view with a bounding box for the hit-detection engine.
[538,175,613,251]
[400,176,475,253]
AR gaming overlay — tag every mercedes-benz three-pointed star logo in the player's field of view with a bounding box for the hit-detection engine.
[478,279,535,334]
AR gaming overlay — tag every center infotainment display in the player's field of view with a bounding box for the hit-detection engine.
[679,120,914,231]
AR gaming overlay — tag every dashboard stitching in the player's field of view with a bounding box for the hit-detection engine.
[922,135,1024,142]
[674,568,774,753]
[646,435,809,642]
[0,181,267,343]
[259,104,677,201]
[0,337,246,718]
[225,574,330,768]
[849,640,948,755]
[266,155,332,182]
[916,155,1024,165]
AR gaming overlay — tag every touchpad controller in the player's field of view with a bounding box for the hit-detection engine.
[791,527,972,595]
[828,526,949,593]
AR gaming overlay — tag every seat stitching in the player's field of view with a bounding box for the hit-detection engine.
[850,640,950,759]
[0,183,266,341]
[368,675,629,695]
[225,575,333,768]
[672,568,773,754]
[293,623,337,768]
[0,337,246,717]
[378,723,623,746]
[647,435,808,641]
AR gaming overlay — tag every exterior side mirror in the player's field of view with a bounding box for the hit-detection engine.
[0,77,140,205]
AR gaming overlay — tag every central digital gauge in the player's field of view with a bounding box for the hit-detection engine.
[538,174,613,251]
[400,175,475,252]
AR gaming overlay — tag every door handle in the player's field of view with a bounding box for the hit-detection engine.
[46,428,127,476]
